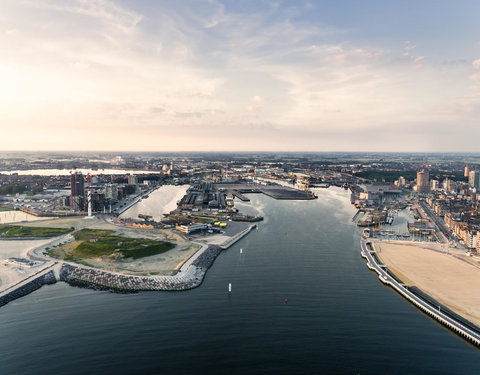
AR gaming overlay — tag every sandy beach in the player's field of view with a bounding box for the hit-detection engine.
[0,239,53,288]
[374,240,480,327]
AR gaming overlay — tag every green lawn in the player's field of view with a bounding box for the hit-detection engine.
[69,228,175,260]
[73,228,114,241]
[0,225,73,238]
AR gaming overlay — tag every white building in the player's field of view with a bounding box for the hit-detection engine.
[467,230,478,250]
[469,170,480,190]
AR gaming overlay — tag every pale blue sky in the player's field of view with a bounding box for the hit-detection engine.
[1,0,479,151]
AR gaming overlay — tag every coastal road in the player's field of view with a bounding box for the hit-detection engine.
[418,200,456,245]
[361,238,480,346]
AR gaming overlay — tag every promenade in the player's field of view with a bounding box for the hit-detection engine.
[361,238,480,347]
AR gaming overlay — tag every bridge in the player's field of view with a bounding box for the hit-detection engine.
[360,238,480,347]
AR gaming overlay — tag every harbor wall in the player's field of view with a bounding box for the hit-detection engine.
[220,224,256,249]
[0,223,253,305]
[0,270,56,308]
[59,245,224,293]
[361,239,480,347]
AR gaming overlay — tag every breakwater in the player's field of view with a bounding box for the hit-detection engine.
[0,245,225,307]
[220,224,256,249]
[0,221,255,306]
[0,269,56,308]
[59,245,224,293]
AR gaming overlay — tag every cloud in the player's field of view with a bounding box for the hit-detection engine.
[1,0,480,152]
[469,73,480,82]
[24,0,143,34]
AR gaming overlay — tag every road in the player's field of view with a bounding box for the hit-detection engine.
[418,199,460,246]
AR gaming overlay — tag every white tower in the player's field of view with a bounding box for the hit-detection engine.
[87,190,93,218]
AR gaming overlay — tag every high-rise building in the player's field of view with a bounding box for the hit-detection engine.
[70,171,85,211]
[416,169,430,193]
[71,172,85,197]
[469,170,480,190]
[446,179,455,192]
[465,165,470,177]
[128,174,138,185]
[430,179,439,191]
[398,176,406,187]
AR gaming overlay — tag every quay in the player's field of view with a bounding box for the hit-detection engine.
[360,238,480,347]
[260,187,316,200]
[229,190,251,202]
[217,183,316,201]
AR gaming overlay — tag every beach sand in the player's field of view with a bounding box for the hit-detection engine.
[0,239,53,288]
[374,241,480,327]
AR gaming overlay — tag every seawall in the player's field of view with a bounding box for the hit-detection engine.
[0,270,57,308]
[59,245,224,293]
[361,239,480,348]
[0,223,254,306]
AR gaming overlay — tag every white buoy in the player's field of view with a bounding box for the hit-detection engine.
[228,283,232,293]
[240,248,243,254]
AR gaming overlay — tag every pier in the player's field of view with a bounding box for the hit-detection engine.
[0,263,60,307]
[352,210,365,222]
[230,190,251,202]
[360,238,480,347]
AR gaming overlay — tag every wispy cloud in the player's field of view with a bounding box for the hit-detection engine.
[0,0,479,151]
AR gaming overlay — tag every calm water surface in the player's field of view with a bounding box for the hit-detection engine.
[120,185,189,221]
[1,188,479,374]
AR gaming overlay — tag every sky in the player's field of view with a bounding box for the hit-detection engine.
[1,0,480,152]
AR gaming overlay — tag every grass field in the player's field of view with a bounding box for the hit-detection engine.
[0,225,73,238]
[53,228,176,261]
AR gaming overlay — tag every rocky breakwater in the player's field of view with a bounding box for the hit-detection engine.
[59,245,223,292]
[0,268,57,308]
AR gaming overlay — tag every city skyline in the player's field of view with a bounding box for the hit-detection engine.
[1,0,480,152]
